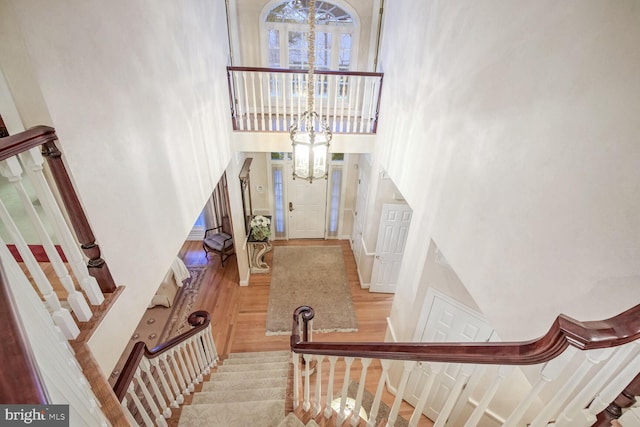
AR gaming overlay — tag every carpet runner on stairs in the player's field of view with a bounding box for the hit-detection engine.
[178,350,291,427]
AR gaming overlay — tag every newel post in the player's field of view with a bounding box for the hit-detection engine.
[41,140,116,293]
[594,373,640,426]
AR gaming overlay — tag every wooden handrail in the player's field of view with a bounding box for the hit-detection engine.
[291,304,640,365]
[227,66,383,78]
[113,310,211,401]
[0,125,57,162]
[0,264,49,404]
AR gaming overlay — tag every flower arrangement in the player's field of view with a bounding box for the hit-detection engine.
[250,215,271,241]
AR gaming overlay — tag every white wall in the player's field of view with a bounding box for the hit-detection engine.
[3,0,237,373]
[378,1,640,341]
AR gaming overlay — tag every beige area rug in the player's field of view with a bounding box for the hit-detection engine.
[266,246,358,336]
[109,266,207,385]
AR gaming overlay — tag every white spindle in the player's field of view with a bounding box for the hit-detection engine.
[121,397,139,427]
[203,326,219,367]
[331,74,340,132]
[293,351,300,409]
[448,364,484,426]
[1,156,93,322]
[169,348,189,397]
[364,78,376,132]
[503,346,578,427]
[127,383,154,427]
[250,72,258,130]
[434,364,474,427]
[386,361,417,427]
[339,76,347,133]
[337,357,355,425]
[140,358,171,419]
[409,362,442,427]
[555,344,636,427]
[266,73,273,131]
[324,355,338,418]
[188,339,204,382]
[314,355,325,416]
[585,344,640,425]
[361,77,370,132]
[279,73,285,131]
[134,369,168,427]
[182,341,200,384]
[241,72,249,131]
[353,75,363,132]
[303,353,312,411]
[258,73,266,131]
[0,205,79,339]
[156,355,181,408]
[464,365,513,427]
[175,346,195,392]
[351,358,372,427]
[367,359,391,427]
[20,148,104,305]
[530,347,613,427]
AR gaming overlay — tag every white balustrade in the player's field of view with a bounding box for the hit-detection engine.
[228,68,383,133]
[1,242,109,425]
[19,148,104,305]
[118,324,218,426]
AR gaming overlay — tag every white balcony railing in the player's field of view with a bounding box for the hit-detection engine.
[227,66,383,134]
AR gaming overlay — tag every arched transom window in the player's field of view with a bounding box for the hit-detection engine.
[263,0,356,71]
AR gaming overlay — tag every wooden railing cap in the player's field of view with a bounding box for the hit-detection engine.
[291,304,640,366]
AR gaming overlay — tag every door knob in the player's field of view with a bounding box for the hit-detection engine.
[289,202,294,212]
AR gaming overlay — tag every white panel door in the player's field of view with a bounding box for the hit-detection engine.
[404,292,494,420]
[351,164,369,262]
[288,167,328,239]
[369,203,412,293]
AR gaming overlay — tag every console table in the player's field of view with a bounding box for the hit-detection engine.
[247,238,272,273]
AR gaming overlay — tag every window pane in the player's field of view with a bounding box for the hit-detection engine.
[328,167,342,236]
[288,31,308,69]
[267,1,354,24]
[273,167,286,236]
[339,33,352,70]
[268,30,280,67]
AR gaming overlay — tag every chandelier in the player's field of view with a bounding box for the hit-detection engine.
[290,0,332,183]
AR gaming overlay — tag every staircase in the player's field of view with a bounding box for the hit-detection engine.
[178,350,291,427]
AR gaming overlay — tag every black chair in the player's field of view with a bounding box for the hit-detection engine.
[203,226,234,266]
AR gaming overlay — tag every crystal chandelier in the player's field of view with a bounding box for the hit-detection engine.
[290,0,332,183]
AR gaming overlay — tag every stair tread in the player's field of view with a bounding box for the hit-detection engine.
[192,386,287,404]
[179,399,285,427]
[202,376,287,391]
[223,355,290,365]
[216,360,290,372]
[227,350,290,359]
[209,368,289,381]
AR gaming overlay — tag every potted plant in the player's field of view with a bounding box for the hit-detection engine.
[250,215,271,241]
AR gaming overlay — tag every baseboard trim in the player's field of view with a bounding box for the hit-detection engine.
[357,267,370,289]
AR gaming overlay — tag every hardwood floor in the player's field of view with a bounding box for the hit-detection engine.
[176,238,432,426]
[179,239,396,356]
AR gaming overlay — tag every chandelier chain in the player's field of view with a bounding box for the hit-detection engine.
[307,0,316,113]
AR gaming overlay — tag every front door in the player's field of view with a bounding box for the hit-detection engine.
[288,166,328,239]
[369,203,412,293]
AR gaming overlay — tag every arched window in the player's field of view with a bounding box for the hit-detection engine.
[262,0,357,71]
